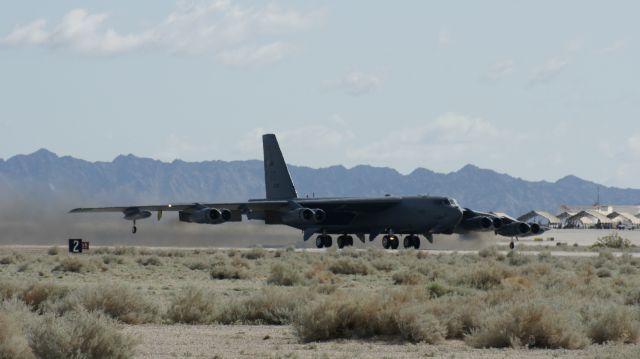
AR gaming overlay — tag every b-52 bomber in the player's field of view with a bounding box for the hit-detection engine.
[70,134,547,249]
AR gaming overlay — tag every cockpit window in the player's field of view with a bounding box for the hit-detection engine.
[448,198,460,207]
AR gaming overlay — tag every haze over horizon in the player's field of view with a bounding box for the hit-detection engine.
[1,1,639,188]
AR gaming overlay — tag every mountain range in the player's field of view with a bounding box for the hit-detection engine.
[1,149,639,216]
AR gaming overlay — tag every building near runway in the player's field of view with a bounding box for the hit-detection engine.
[518,211,562,228]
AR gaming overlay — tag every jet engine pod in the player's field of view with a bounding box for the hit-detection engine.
[492,218,503,229]
[282,208,317,225]
[123,207,152,221]
[529,223,541,235]
[184,207,230,224]
[460,216,493,231]
[312,209,326,223]
[497,222,531,237]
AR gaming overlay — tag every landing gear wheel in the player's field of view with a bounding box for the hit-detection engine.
[382,236,390,249]
[390,237,399,250]
[413,237,420,249]
[347,236,354,246]
[315,236,324,249]
[403,236,412,249]
[509,241,515,250]
[323,236,332,248]
[337,237,345,249]
[132,226,137,234]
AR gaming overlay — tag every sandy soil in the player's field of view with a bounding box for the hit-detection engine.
[124,324,640,359]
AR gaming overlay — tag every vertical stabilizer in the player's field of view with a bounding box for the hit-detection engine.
[263,134,297,200]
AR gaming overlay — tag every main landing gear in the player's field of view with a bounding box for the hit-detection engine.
[382,235,399,249]
[315,234,332,248]
[132,220,137,234]
[337,235,354,249]
[403,235,420,249]
[315,234,355,249]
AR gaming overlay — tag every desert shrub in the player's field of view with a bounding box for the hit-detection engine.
[267,263,305,286]
[52,257,101,273]
[596,268,612,278]
[0,301,35,359]
[102,255,125,265]
[209,258,249,280]
[184,261,209,271]
[392,270,425,285]
[426,296,482,339]
[166,287,217,324]
[136,256,162,266]
[478,246,499,258]
[113,246,137,256]
[156,249,185,258]
[370,258,395,272]
[625,288,640,305]
[585,303,640,344]
[293,289,440,343]
[47,247,60,256]
[593,233,631,249]
[327,258,370,275]
[56,284,160,324]
[243,247,267,260]
[394,305,445,343]
[506,251,530,266]
[467,300,588,349]
[426,282,454,298]
[21,282,69,313]
[461,265,513,290]
[221,288,309,325]
[0,255,15,265]
[0,279,24,300]
[28,310,137,359]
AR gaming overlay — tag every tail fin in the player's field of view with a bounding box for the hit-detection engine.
[263,134,297,200]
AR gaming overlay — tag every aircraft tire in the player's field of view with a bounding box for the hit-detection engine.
[132,226,137,234]
[346,236,353,246]
[337,237,344,249]
[509,241,515,250]
[390,237,399,250]
[413,237,420,249]
[382,236,390,249]
[315,236,324,249]
[403,236,412,249]
[323,236,332,248]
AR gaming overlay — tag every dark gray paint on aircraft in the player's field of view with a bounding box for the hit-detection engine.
[71,134,533,249]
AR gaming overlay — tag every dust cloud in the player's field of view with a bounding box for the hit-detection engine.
[0,198,503,249]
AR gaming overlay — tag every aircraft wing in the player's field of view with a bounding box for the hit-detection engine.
[70,196,401,214]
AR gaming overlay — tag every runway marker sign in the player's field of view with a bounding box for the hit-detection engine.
[68,238,89,253]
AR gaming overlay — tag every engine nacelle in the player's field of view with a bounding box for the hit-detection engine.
[180,208,231,224]
[123,207,152,221]
[460,216,493,231]
[496,222,530,237]
[282,208,326,226]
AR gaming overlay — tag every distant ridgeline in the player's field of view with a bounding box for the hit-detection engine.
[1,149,640,216]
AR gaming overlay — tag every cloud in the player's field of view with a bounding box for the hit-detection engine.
[218,42,287,66]
[527,57,570,87]
[482,60,515,82]
[601,39,628,54]
[325,71,382,96]
[346,113,522,171]
[437,29,452,47]
[0,1,322,63]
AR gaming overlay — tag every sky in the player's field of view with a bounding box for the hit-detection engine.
[0,1,639,188]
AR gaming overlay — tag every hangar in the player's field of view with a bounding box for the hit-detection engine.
[607,212,640,229]
[565,210,614,229]
[518,211,561,228]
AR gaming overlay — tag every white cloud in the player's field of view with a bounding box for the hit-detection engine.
[346,113,522,171]
[527,57,570,87]
[0,1,321,62]
[482,60,515,82]
[601,39,628,54]
[325,71,382,96]
[218,42,287,66]
[437,29,452,47]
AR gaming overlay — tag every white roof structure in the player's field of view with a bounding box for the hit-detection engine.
[518,211,561,225]
[566,210,613,225]
[607,212,640,225]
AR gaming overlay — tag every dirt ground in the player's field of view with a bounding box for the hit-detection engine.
[124,324,640,359]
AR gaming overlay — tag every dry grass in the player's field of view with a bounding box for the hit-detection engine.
[28,309,137,359]
[4,245,640,353]
[0,302,35,359]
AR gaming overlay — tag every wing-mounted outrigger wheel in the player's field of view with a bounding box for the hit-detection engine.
[122,207,152,234]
